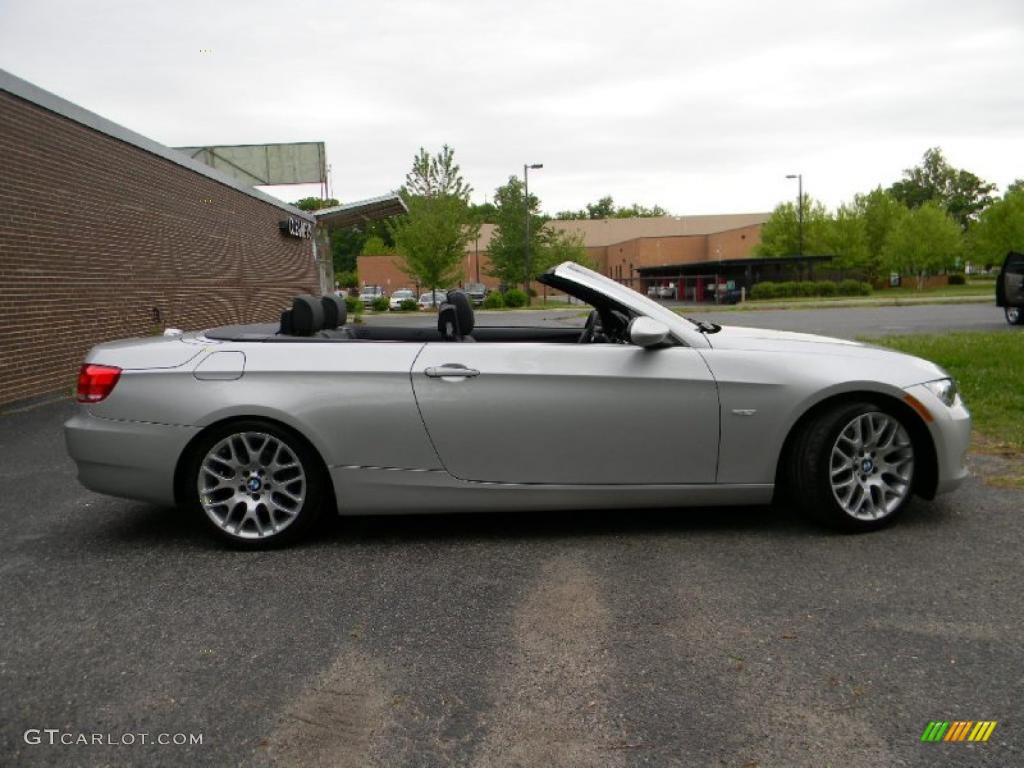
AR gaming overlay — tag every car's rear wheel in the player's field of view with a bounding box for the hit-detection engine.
[1006,307,1023,325]
[791,402,915,531]
[186,420,324,548]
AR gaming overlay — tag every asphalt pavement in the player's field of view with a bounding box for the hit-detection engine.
[2,394,1022,766]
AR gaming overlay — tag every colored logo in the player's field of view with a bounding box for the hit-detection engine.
[921,721,997,742]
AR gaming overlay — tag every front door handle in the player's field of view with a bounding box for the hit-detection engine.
[425,364,480,379]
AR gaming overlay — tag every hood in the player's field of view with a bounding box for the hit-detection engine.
[704,324,949,385]
[706,324,863,350]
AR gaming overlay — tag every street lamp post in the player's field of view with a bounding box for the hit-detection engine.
[524,163,543,303]
[785,173,803,257]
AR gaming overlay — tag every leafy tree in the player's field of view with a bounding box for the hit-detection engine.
[856,187,907,279]
[888,147,995,229]
[291,197,339,211]
[1006,179,1024,195]
[968,189,1024,268]
[555,195,667,219]
[538,229,591,272]
[881,202,963,288]
[486,176,548,292]
[469,201,498,224]
[360,235,391,255]
[753,195,831,257]
[823,202,870,275]
[388,145,478,294]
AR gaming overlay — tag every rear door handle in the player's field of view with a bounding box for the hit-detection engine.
[425,364,480,379]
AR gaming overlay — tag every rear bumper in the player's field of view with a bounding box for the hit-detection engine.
[64,410,199,506]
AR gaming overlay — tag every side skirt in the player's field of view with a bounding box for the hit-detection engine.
[328,465,774,516]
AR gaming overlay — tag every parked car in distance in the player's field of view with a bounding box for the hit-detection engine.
[996,251,1024,325]
[656,283,677,299]
[359,285,385,308]
[418,290,447,310]
[464,283,488,306]
[389,289,416,311]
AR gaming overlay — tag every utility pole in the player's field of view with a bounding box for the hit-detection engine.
[523,163,543,303]
[786,173,804,256]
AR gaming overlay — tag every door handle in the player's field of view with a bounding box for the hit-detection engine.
[425,364,480,379]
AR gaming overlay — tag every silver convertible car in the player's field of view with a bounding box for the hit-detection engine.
[65,262,970,547]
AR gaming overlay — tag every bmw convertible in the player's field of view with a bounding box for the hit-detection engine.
[65,262,971,547]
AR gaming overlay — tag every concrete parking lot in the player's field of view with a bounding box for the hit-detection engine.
[2,302,1021,767]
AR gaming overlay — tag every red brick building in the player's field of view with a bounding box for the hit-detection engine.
[0,69,320,407]
[357,213,769,294]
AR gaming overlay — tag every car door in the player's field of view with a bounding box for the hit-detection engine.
[411,342,719,484]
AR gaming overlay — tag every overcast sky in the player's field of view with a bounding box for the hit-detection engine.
[2,0,1022,215]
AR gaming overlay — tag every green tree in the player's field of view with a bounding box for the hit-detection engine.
[291,197,339,211]
[1006,179,1024,195]
[360,235,390,255]
[823,202,870,275]
[888,147,996,229]
[555,196,667,219]
[388,145,478,295]
[881,202,963,288]
[856,187,907,279]
[968,189,1024,268]
[486,176,548,293]
[537,229,591,272]
[753,196,831,257]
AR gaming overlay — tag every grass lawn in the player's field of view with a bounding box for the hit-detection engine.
[861,331,1024,463]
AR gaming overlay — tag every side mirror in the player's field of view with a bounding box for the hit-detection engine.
[629,317,670,348]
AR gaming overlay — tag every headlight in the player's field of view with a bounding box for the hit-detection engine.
[923,378,958,407]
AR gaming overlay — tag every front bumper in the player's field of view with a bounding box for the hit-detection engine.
[905,384,972,495]
[64,410,199,506]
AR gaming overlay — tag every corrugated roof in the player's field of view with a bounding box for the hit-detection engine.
[471,212,770,250]
[313,193,407,228]
[0,67,313,220]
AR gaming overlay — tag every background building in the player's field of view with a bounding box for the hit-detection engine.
[0,69,319,407]
[357,212,769,293]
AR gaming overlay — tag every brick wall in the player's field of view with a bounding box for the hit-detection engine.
[0,91,317,407]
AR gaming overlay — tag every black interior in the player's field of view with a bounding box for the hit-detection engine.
[206,277,639,344]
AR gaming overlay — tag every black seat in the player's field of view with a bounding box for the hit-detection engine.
[279,294,325,336]
[437,290,475,341]
[320,295,348,329]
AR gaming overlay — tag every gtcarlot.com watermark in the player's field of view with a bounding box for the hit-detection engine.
[24,729,202,747]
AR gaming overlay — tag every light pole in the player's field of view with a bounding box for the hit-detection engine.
[785,173,803,257]
[524,163,543,302]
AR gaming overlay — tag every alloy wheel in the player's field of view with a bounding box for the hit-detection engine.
[197,431,307,539]
[829,411,914,520]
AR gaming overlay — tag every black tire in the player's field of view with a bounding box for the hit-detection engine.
[1006,307,1024,326]
[788,401,916,532]
[184,419,326,548]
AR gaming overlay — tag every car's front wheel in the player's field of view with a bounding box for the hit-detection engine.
[1006,306,1023,325]
[790,402,916,531]
[186,420,325,548]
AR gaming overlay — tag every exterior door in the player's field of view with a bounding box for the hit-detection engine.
[411,343,719,484]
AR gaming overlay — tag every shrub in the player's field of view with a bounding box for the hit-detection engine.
[750,281,778,300]
[398,298,418,311]
[815,280,837,296]
[796,281,818,297]
[344,295,362,315]
[837,279,872,296]
[775,281,799,298]
[371,296,390,312]
[482,292,505,309]
[503,288,527,308]
[947,273,966,285]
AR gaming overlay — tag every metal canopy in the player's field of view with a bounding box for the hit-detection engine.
[313,193,407,229]
[173,142,326,187]
[636,255,832,277]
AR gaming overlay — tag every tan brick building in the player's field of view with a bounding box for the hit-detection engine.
[357,213,769,294]
[0,69,319,407]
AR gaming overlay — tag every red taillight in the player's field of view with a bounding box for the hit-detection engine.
[76,364,122,403]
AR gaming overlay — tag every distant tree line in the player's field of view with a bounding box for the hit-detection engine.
[756,148,1023,287]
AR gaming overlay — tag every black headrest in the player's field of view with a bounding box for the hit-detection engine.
[446,290,474,335]
[290,294,324,336]
[320,295,347,329]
